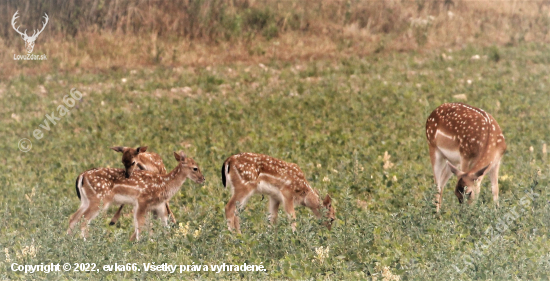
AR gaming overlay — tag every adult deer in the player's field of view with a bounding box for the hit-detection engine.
[426,103,506,212]
[67,151,205,241]
[110,146,176,225]
[221,153,335,233]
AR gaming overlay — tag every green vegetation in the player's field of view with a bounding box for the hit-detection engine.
[2,43,550,279]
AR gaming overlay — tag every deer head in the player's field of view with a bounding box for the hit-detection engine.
[174,151,206,184]
[12,11,49,53]
[111,146,149,178]
[322,194,335,230]
[447,162,491,203]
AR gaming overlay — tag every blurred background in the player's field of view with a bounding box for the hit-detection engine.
[2,0,550,77]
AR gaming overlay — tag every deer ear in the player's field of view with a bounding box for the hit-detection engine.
[447,162,464,176]
[174,152,181,161]
[323,194,332,206]
[136,146,148,154]
[111,146,126,153]
[474,164,491,178]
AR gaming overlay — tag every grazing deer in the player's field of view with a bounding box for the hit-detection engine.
[426,103,506,212]
[221,153,335,233]
[67,151,205,241]
[110,146,176,225]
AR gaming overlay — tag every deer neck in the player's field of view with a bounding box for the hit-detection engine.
[304,190,322,218]
[159,163,188,201]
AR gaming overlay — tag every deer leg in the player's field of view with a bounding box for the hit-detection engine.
[225,178,254,234]
[234,189,255,234]
[147,211,155,237]
[130,204,147,241]
[282,195,297,231]
[470,175,485,204]
[109,205,125,226]
[67,205,87,235]
[68,182,90,235]
[429,146,438,185]
[225,196,238,233]
[165,202,176,224]
[155,203,169,227]
[145,204,166,237]
[268,196,281,225]
[460,160,477,204]
[234,191,255,234]
[465,163,485,205]
[489,160,501,207]
[431,147,453,212]
[79,203,101,239]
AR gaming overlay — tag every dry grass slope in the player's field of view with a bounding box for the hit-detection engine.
[2,0,550,78]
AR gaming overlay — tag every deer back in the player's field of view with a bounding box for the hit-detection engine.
[426,103,506,170]
[228,153,315,196]
[79,168,126,199]
[136,152,167,174]
[112,161,190,205]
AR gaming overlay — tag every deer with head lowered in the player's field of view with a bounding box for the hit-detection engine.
[109,146,177,225]
[67,151,205,241]
[11,11,49,53]
[426,103,506,212]
[221,153,335,233]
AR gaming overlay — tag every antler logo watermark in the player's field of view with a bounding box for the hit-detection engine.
[12,10,48,60]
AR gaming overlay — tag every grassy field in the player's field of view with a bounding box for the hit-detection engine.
[2,43,550,280]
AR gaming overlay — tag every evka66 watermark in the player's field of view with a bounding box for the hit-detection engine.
[12,10,48,60]
[18,88,82,152]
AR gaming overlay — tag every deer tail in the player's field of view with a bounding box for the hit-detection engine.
[75,174,83,200]
[221,158,230,188]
